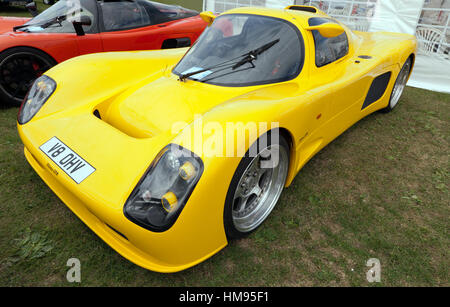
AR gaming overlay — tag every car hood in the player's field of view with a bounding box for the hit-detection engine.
[102,74,252,139]
[0,17,31,34]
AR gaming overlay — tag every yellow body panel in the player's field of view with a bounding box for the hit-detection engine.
[17,6,417,272]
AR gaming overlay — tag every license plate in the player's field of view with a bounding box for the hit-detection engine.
[40,137,96,184]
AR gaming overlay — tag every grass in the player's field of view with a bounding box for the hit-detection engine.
[0,87,448,286]
[0,1,51,17]
[0,1,449,287]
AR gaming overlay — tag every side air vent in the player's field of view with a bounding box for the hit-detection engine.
[286,5,317,13]
[362,72,392,110]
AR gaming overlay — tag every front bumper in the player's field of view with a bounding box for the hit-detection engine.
[18,124,229,273]
[23,147,226,272]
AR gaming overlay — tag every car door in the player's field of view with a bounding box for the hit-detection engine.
[75,33,103,55]
[99,24,173,52]
[292,26,337,169]
[74,0,103,55]
[308,17,373,124]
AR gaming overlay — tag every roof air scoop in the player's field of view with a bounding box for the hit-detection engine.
[285,5,318,14]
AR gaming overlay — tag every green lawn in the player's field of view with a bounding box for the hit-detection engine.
[0,1,50,17]
[0,0,449,287]
[0,87,448,286]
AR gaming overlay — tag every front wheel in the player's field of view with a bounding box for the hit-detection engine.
[383,58,412,112]
[224,132,290,239]
[0,47,56,107]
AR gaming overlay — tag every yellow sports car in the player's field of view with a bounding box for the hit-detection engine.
[17,5,416,272]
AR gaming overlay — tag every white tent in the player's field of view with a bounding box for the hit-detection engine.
[202,0,450,93]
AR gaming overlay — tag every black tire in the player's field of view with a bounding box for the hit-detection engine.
[43,0,55,5]
[382,57,413,113]
[0,47,56,107]
[223,130,290,240]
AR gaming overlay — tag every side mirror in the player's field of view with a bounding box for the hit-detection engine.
[72,15,92,36]
[26,2,38,17]
[305,23,345,38]
[200,11,216,26]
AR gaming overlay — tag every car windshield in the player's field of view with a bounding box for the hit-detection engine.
[173,14,304,87]
[19,0,96,33]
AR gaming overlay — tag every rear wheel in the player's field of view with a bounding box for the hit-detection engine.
[383,58,412,112]
[224,132,290,239]
[0,47,56,107]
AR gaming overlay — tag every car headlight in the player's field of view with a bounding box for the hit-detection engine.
[18,75,56,125]
[124,145,204,232]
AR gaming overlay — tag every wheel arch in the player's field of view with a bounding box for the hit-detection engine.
[0,45,58,106]
[406,53,415,80]
[277,127,297,187]
[0,45,58,65]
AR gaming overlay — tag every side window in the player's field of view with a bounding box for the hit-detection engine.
[100,0,150,31]
[329,34,349,60]
[141,1,198,25]
[309,17,349,67]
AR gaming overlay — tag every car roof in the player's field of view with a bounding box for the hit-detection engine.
[220,6,330,29]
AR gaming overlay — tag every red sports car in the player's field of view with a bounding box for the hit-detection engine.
[0,0,207,106]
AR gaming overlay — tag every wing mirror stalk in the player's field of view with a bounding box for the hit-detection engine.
[200,11,216,26]
[72,16,92,36]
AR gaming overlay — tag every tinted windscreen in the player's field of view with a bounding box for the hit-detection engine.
[173,14,304,87]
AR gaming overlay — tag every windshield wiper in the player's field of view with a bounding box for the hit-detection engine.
[13,24,32,32]
[232,39,280,70]
[178,67,216,82]
[177,56,241,82]
[41,14,68,28]
[178,38,280,82]
[13,15,66,32]
[13,9,84,32]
